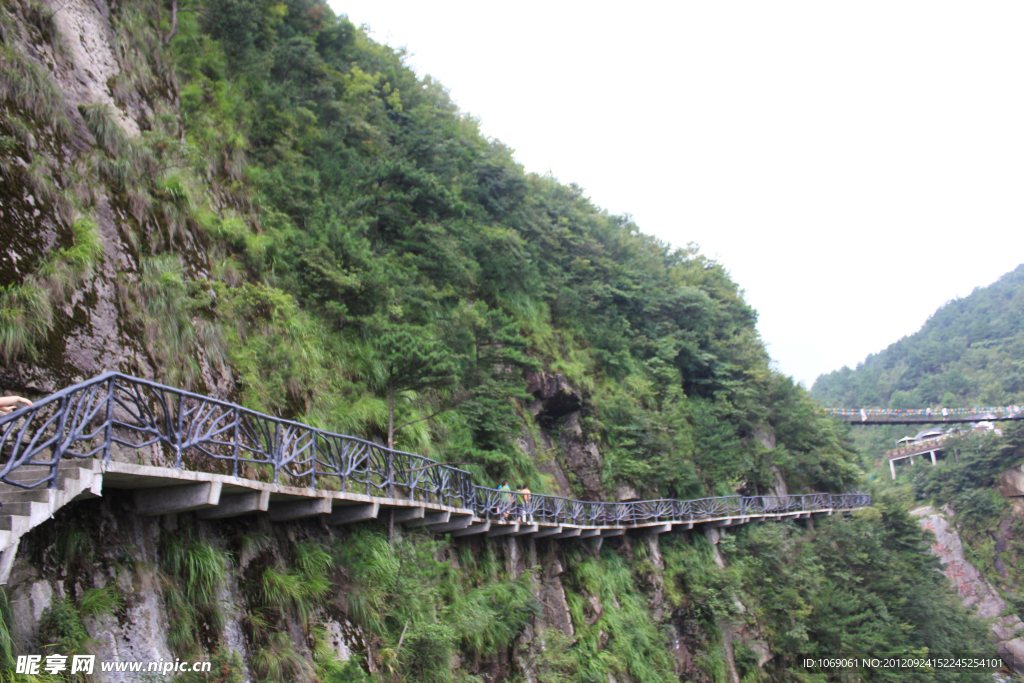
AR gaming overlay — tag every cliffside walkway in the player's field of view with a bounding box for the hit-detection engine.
[0,373,870,582]
[885,437,948,479]
[826,405,1024,425]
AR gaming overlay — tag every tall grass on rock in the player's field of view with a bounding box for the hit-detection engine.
[160,529,231,654]
[0,215,102,363]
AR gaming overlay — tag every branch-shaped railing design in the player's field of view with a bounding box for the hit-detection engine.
[475,489,869,526]
[0,373,869,528]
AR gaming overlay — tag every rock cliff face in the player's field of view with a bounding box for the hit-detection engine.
[8,489,747,682]
[9,492,377,682]
[913,505,1024,674]
[523,372,607,500]
[0,0,230,399]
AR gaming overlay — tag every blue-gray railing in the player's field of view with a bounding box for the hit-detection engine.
[474,488,868,526]
[0,373,869,527]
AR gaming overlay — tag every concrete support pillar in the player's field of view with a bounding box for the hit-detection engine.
[486,522,520,537]
[930,450,937,465]
[449,521,490,537]
[392,507,424,524]
[198,490,269,519]
[269,497,331,521]
[890,459,896,480]
[136,482,222,516]
[531,526,564,539]
[0,539,20,585]
[428,513,474,533]
[324,502,379,525]
[550,528,581,539]
[405,511,450,527]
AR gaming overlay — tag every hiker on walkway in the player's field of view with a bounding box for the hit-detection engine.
[518,484,531,522]
[497,480,512,521]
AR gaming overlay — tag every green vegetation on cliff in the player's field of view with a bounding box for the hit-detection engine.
[910,425,1024,623]
[0,0,1006,680]
[0,0,865,498]
[812,264,1024,469]
[130,0,865,499]
[810,266,1024,677]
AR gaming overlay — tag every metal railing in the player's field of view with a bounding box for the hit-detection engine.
[886,436,947,460]
[477,489,870,526]
[0,372,868,528]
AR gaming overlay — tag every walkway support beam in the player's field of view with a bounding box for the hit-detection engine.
[325,503,379,525]
[136,482,222,516]
[198,490,269,519]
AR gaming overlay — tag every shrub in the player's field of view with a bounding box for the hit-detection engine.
[38,599,89,655]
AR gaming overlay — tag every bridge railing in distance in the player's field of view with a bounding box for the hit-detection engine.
[825,405,1024,422]
[0,372,867,530]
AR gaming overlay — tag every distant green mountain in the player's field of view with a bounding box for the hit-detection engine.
[812,264,1024,410]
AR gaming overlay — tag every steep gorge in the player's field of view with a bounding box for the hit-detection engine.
[0,0,1002,680]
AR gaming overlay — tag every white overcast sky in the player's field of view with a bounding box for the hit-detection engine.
[328,0,1024,389]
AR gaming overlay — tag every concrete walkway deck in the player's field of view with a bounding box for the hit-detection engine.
[0,459,857,583]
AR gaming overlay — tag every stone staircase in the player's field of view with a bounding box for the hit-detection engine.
[0,460,102,583]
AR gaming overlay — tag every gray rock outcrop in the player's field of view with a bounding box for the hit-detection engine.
[913,505,1024,674]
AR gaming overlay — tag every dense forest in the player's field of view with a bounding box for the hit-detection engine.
[0,0,1008,679]
[169,0,847,500]
[0,0,867,501]
[813,264,1024,411]
[812,263,1024,670]
[812,264,1024,469]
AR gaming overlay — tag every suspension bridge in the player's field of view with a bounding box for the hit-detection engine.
[828,403,1020,478]
[0,373,869,583]
[825,405,1024,425]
